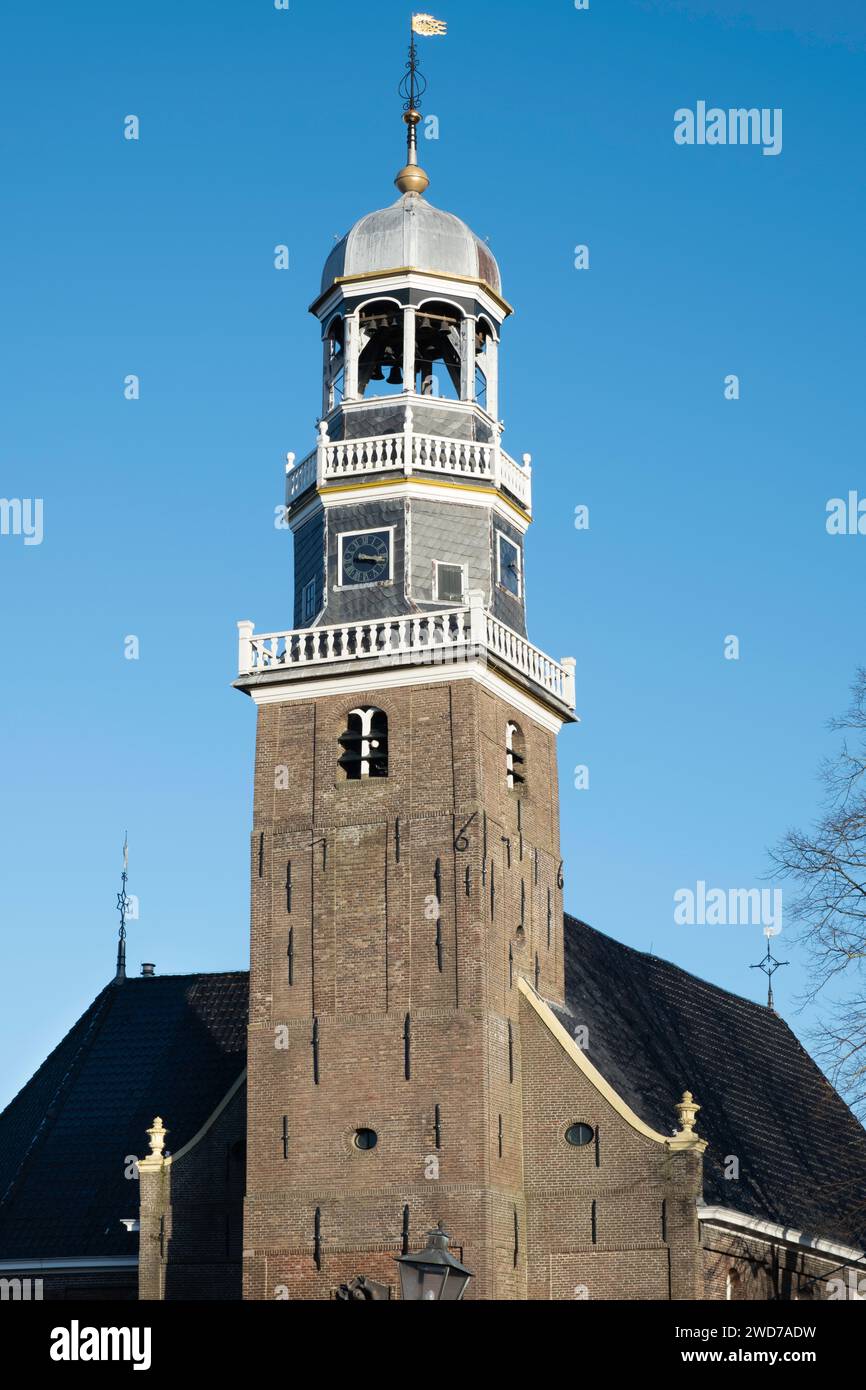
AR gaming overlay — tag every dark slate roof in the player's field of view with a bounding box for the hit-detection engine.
[0,973,247,1260]
[558,916,866,1248]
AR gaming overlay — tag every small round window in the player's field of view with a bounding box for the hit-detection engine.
[565,1123,594,1147]
[353,1128,378,1151]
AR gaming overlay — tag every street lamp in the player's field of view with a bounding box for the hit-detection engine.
[395,1221,473,1301]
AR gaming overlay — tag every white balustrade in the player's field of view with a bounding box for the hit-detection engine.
[286,428,532,511]
[285,450,316,500]
[236,604,574,711]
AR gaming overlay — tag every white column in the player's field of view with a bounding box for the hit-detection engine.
[316,419,330,487]
[403,403,414,476]
[402,304,416,394]
[561,657,577,710]
[486,333,499,422]
[237,621,254,675]
[344,311,360,400]
[321,337,331,417]
[461,316,477,402]
[467,588,486,649]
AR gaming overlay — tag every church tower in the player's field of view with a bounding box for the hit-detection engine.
[235,59,576,1300]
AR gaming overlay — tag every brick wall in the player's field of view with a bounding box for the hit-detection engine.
[243,670,566,1298]
[519,990,704,1301]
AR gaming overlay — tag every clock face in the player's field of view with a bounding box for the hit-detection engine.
[340,530,391,585]
[498,535,521,597]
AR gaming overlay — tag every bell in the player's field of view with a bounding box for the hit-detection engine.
[419,317,433,331]
[370,364,385,381]
[387,366,403,385]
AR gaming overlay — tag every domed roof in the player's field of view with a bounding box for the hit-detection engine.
[321,192,501,298]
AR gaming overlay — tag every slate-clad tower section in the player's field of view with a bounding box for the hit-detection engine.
[236,124,578,1299]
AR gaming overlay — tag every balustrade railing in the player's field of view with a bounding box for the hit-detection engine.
[237,599,575,710]
[285,424,532,511]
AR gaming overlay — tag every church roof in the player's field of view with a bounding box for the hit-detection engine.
[1,920,864,1261]
[557,918,866,1247]
[0,972,247,1261]
[320,192,502,297]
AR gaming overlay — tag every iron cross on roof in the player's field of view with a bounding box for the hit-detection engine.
[750,928,789,1010]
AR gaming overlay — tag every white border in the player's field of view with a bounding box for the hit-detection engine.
[245,659,570,734]
[433,559,467,604]
[336,525,395,587]
[495,527,522,598]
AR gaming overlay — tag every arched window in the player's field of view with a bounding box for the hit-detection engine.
[357,300,404,398]
[338,707,389,780]
[505,721,525,792]
[475,317,497,411]
[414,300,463,400]
[324,316,345,412]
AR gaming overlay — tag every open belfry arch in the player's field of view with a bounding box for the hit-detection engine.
[228,37,704,1302]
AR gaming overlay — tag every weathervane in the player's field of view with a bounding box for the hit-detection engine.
[750,927,788,1009]
[114,833,130,984]
[394,14,447,195]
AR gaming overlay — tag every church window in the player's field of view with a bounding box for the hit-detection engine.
[475,317,496,410]
[434,561,465,604]
[496,532,522,598]
[325,316,345,411]
[565,1123,594,1147]
[301,579,317,623]
[353,1128,378,1151]
[338,707,388,779]
[506,722,525,792]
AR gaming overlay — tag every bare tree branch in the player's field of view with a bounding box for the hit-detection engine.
[769,669,866,1117]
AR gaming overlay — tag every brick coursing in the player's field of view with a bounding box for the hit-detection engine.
[241,671,698,1299]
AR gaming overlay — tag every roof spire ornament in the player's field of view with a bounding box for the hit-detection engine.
[750,927,789,1010]
[395,14,447,195]
[113,832,130,985]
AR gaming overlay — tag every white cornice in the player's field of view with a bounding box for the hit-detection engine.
[243,658,569,733]
[312,269,511,323]
[698,1205,866,1265]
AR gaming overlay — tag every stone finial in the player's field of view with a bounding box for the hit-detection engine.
[317,419,329,443]
[146,1116,168,1158]
[675,1091,700,1137]
[285,451,296,474]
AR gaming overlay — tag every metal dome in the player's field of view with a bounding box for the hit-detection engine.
[320,192,501,298]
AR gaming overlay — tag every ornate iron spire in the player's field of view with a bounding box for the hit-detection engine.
[113,833,130,984]
[394,15,445,195]
[750,928,789,1009]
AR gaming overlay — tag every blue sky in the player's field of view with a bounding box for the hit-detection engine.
[1,0,864,1106]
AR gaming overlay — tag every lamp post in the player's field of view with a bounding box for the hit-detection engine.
[395,1222,473,1301]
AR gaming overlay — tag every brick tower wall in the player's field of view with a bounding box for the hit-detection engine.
[242,672,565,1299]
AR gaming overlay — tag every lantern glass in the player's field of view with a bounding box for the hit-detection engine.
[398,1260,449,1302]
